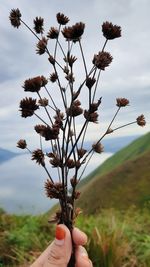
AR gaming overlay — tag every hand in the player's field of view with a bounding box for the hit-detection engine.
[30,224,93,267]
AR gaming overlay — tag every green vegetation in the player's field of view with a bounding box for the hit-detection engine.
[0,208,150,266]
[79,132,150,188]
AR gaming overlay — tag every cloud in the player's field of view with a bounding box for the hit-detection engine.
[0,0,150,152]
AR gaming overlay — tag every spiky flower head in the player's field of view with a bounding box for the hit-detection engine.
[19,97,39,118]
[47,27,59,39]
[36,37,47,55]
[17,139,27,149]
[62,22,85,42]
[33,17,44,34]
[102,21,121,40]
[56,12,69,25]
[38,97,49,107]
[32,149,45,166]
[23,76,47,92]
[116,98,129,107]
[45,180,63,199]
[92,142,104,153]
[136,114,146,127]
[9,8,22,28]
[93,51,113,70]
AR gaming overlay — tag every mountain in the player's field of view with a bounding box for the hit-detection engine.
[79,132,150,188]
[0,148,19,164]
[77,132,150,214]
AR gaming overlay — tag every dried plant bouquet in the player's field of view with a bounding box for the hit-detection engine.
[9,9,146,267]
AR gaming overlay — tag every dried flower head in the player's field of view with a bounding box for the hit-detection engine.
[102,21,121,40]
[86,77,96,89]
[17,139,27,149]
[116,98,129,107]
[66,159,76,169]
[92,142,104,153]
[66,100,83,117]
[64,55,77,67]
[23,76,47,92]
[56,12,69,25]
[33,17,44,34]
[19,97,39,118]
[136,114,146,127]
[84,110,99,123]
[47,27,59,39]
[38,97,49,107]
[50,155,62,168]
[50,72,58,83]
[93,51,113,70]
[77,148,87,159]
[36,37,47,55]
[90,99,102,113]
[9,8,22,28]
[45,180,63,199]
[48,55,55,65]
[62,22,85,41]
[35,125,59,140]
[32,149,45,166]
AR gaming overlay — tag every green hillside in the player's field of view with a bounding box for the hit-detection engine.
[79,132,150,188]
[77,132,150,214]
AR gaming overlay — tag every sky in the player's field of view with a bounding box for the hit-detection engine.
[0,0,150,152]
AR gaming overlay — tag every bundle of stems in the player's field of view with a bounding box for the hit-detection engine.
[9,9,146,267]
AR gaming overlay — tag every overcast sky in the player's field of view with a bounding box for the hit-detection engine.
[0,0,150,152]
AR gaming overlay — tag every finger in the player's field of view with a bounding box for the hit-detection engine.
[75,245,93,267]
[72,227,88,246]
[30,224,72,267]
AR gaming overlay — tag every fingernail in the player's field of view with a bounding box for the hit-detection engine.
[55,225,66,246]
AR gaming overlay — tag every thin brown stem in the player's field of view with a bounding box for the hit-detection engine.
[79,39,88,77]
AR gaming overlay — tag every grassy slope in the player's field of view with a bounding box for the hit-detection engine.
[79,132,150,188]
[78,148,150,214]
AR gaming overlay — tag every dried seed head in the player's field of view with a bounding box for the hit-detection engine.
[62,22,85,42]
[47,27,59,39]
[136,114,146,127]
[64,55,77,67]
[32,149,45,166]
[33,17,44,34]
[84,110,99,123]
[48,55,55,65]
[36,37,47,55]
[90,98,102,112]
[50,156,62,168]
[66,159,76,169]
[66,99,83,117]
[93,51,113,70]
[102,21,121,40]
[35,125,59,140]
[77,148,87,158]
[92,142,104,153]
[45,180,63,199]
[50,72,58,83]
[70,176,78,187]
[38,97,49,107]
[86,77,96,89]
[56,13,69,25]
[116,98,129,107]
[65,73,75,83]
[23,76,47,92]
[9,8,22,28]
[19,97,39,118]
[17,139,27,149]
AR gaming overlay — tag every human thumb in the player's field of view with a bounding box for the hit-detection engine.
[43,224,72,267]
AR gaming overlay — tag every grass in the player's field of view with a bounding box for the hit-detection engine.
[0,207,150,266]
[77,148,150,213]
